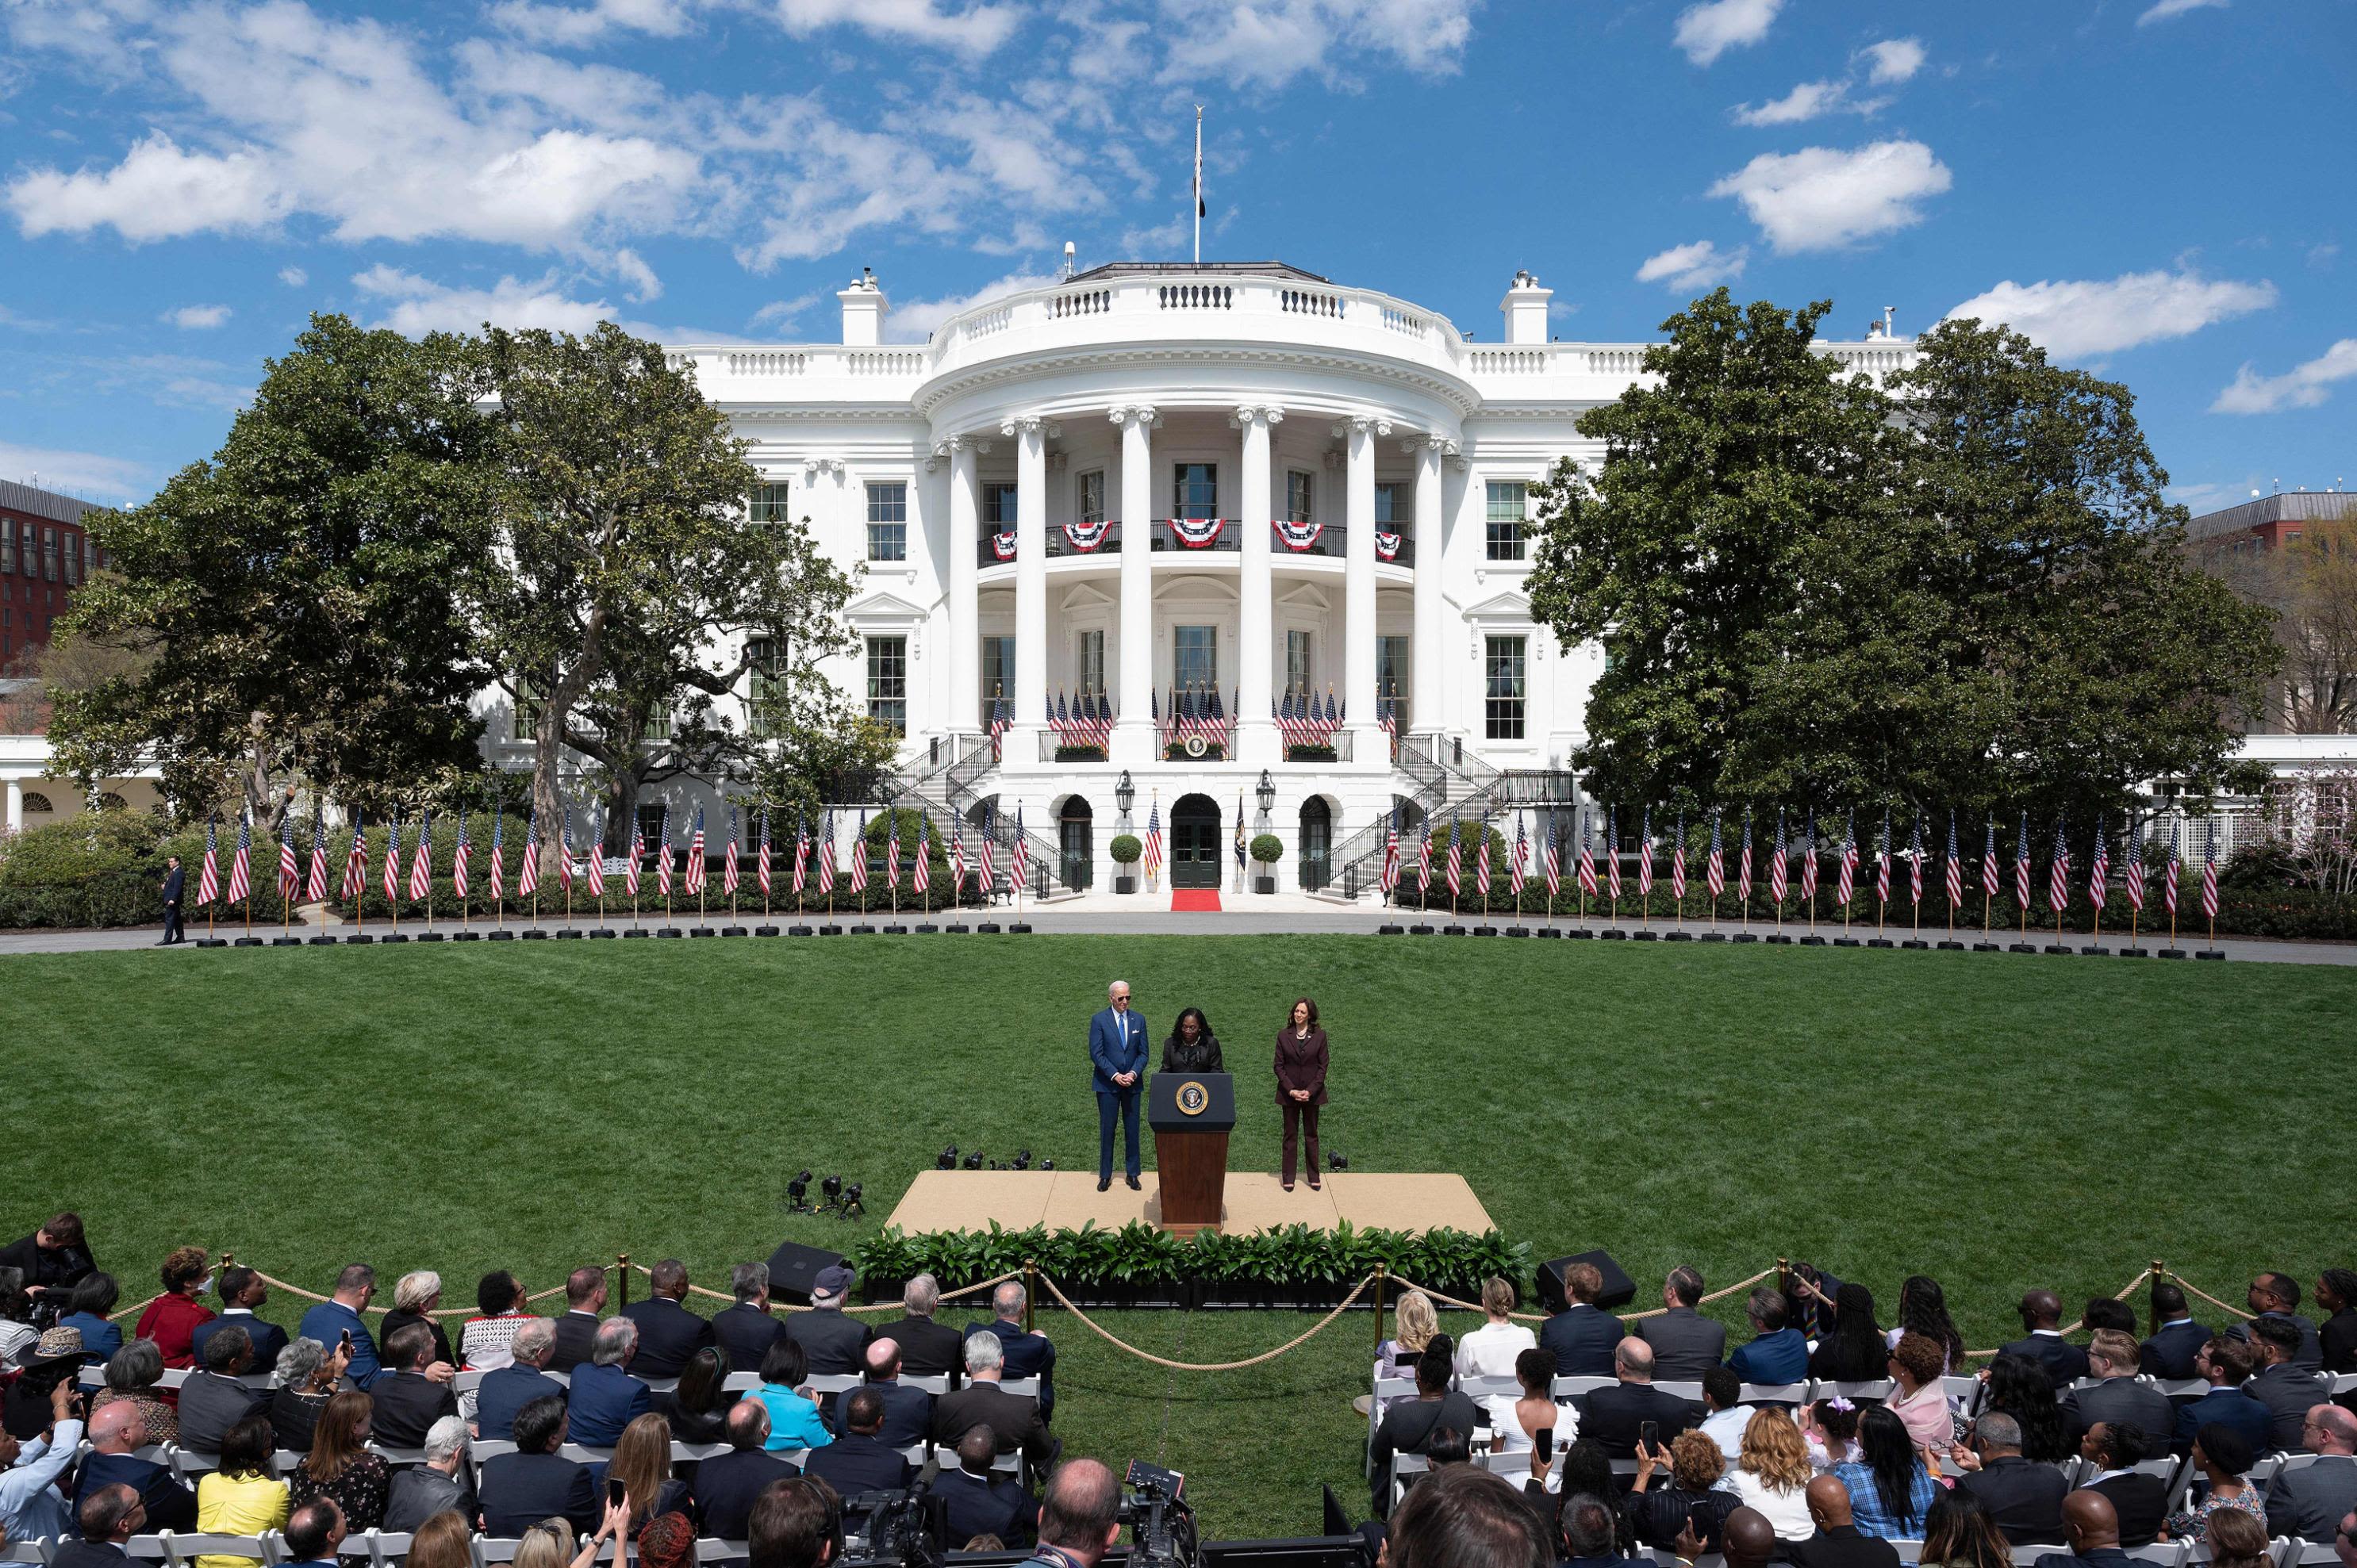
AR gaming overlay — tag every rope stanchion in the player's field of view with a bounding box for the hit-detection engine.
[628,1259,1027,1316]
[2168,1271,2257,1323]
[1960,1265,2157,1359]
[108,1294,163,1323]
[1387,1265,1776,1327]
[1037,1269,1376,1371]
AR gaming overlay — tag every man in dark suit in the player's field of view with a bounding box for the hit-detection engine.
[1558,1491,1654,1568]
[933,1330,1054,1471]
[2002,1291,2091,1390]
[2030,1489,2138,1568]
[176,1326,266,1454]
[620,1259,716,1380]
[371,1322,463,1447]
[159,857,186,945]
[2077,1423,2167,1546]
[1790,1474,1900,1568]
[2173,1336,2277,1455]
[1726,1287,1809,1386]
[1541,1261,1627,1379]
[1369,1347,1483,1518]
[1574,1339,1698,1460]
[1955,1410,2070,1544]
[383,1417,477,1533]
[713,1262,786,1375]
[566,1318,652,1447]
[2250,1317,2329,1450]
[1087,980,1149,1191]
[2063,1332,2175,1447]
[74,1402,195,1534]
[189,1270,288,1374]
[550,1265,608,1374]
[2266,1407,2357,1541]
[478,1319,567,1441]
[872,1273,963,1380]
[2228,1273,2324,1373]
[934,1426,1034,1548]
[691,1401,801,1540]
[2138,1284,2209,1381]
[962,1280,1056,1424]
[479,1394,599,1535]
[1635,1266,1726,1381]
[278,1500,347,1568]
[55,1484,145,1568]
[830,1338,931,1447]
[783,1264,871,1377]
[0,1213,97,1298]
[804,1388,913,1501]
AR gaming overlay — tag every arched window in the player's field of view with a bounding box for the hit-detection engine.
[98,792,129,811]
[1058,796,1093,890]
[21,792,54,814]
[1298,797,1333,891]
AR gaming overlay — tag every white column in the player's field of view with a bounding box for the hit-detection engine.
[4,778,21,834]
[946,437,980,732]
[1342,415,1388,744]
[1008,416,1048,753]
[1234,404,1280,763]
[1412,436,1445,738]
[1111,405,1157,762]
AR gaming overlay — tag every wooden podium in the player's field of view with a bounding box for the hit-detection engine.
[1148,1072,1235,1237]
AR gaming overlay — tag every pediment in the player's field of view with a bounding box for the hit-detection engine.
[1461,590,1530,620]
[846,588,927,620]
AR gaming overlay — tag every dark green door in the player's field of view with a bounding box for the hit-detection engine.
[1171,795,1221,888]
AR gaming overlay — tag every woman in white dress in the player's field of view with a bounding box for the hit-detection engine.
[1491,1347,1580,1457]
[1722,1406,1816,1542]
[1454,1277,1538,1439]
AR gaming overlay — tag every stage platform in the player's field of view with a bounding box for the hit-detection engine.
[886,1169,1493,1236]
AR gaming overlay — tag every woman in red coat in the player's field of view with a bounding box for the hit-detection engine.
[1274,995,1329,1193]
[134,1245,215,1369]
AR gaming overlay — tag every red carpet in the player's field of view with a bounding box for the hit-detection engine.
[1170,890,1223,912]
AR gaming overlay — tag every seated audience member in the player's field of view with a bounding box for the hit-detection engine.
[2002,1292,2092,1390]
[750,1337,835,1455]
[2317,1270,2357,1376]
[277,1499,346,1568]
[932,1332,1052,1470]
[1983,1352,2075,1464]
[1829,1405,1936,1539]
[1385,1461,1552,1568]
[1456,1276,1539,1381]
[1891,1277,1968,1376]
[2267,1405,2357,1542]
[75,1398,197,1532]
[934,1426,1035,1548]
[1624,1429,1737,1551]
[1637,1267,1727,1381]
[133,1248,216,1370]
[784,1265,869,1378]
[551,1265,609,1374]
[94,1340,178,1445]
[2139,1283,2210,1379]
[2229,1272,2324,1372]
[1370,1345,1484,1517]
[569,1317,653,1447]
[1726,1405,1815,1542]
[2202,1506,2274,1568]
[830,1337,930,1447]
[1952,1409,2069,1545]
[1698,1366,1754,1461]
[2250,1316,2328,1449]
[655,1346,734,1443]
[1541,1263,1627,1379]
[1728,1287,1808,1386]
[1810,1286,1889,1384]
[267,1338,347,1453]
[637,1509,696,1568]
[1803,1397,1863,1472]
[1577,1338,1698,1460]
[1373,1290,1441,1414]
[189,1269,288,1374]
[2062,1331,2173,1447]
[401,1509,474,1568]
[3,1326,86,1443]
[1558,1490,1648,1568]
[290,1391,390,1532]
[1885,1332,1953,1455]
[0,1372,86,1541]
[1917,1487,2013,1568]
[460,1271,536,1371]
[60,1272,126,1364]
[477,1317,566,1443]
[55,1483,145,1568]
[383,1415,475,1533]
[2175,1335,2276,1455]
[193,1415,288,1568]
[1495,1348,1574,1456]
[0,1214,97,1301]
[479,1393,599,1536]
[712,1263,785,1375]
[0,1271,35,1366]
[294,1267,393,1392]
[609,1411,693,1537]
[2075,1422,2166,1545]
[2030,1489,2135,1568]
[376,1271,455,1371]
[963,1280,1057,1423]
[620,1259,716,1381]
[364,1323,460,1448]
[2163,1423,2264,1543]
[804,1387,913,1505]
[870,1271,960,1379]
[178,1326,267,1455]
[1722,1505,1780,1568]
[1790,1474,1901,1568]
[2083,1299,2137,1337]
[690,1400,801,1541]
[749,1474,843,1568]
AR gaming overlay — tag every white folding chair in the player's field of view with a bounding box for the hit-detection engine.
[804,1374,860,1397]
[1390,1451,1430,1509]
[1552,1375,1617,1401]
[2332,1375,2357,1398]
[454,1371,487,1396]
[693,1540,749,1566]
[904,1374,950,1396]
[470,1440,520,1460]
[0,1539,56,1565]
[640,1378,679,1394]
[670,1441,728,1463]
[722,1373,762,1393]
[1889,1543,1924,1565]
[471,1539,528,1568]
[170,1446,221,1481]
[1654,1381,1706,1405]
[129,1532,273,1568]
[2125,1545,2187,1568]
[365,1443,431,1468]
[1814,1378,1895,1403]
[1943,1376,1985,1414]
[2153,1380,2211,1401]
[1741,1382,1810,1407]
[1000,1376,1041,1401]
[2273,1543,2340,1568]
[556,1443,613,1464]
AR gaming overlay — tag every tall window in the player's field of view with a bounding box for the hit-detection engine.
[1077,629,1105,696]
[1,520,13,573]
[1486,481,1526,562]
[510,676,541,742]
[645,694,676,742]
[1485,634,1526,739]
[63,537,79,586]
[985,483,1019,526]
[866,481,907,561]
[1378,634,1411,730]
[750,482,792,523]
[866,635,908,734]
[746,636,788,739]
[1285,630,1314,698]
[1078,470,1106,525]
[1374,482,1402,527]
[1173,463,1218,519]
[42,528,57,582]
[1287,470,1314,523]
[1174,624,1217,693]
[981,635,1015,719]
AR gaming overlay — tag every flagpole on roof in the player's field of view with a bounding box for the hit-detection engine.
[1192,105,1204,265]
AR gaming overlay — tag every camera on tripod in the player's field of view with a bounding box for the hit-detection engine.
[1120,1459,1200,1568]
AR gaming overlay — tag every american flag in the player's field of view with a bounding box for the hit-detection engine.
[988,691,1010,758]
[1606,807,1623,899]
[794,809,811,895]
[277,815,300,898]
[488,810,505,901]
[1837,809,1857,907]
[1737,811,1752,902]
[1906,811,1923,905]
[1637,808,1654,897]
[1382,806,1401,894]
[1545,820,1563,898]
[2013,811,2032,910]
[585,816,605,897]
[2164,820,2181,916]
[1576,813,1597,897]
[724,807,740,895]
[946,811,963,891]
[1416,811,1433,893]
[758,808,773,897]
[454,814,471,900]
[1706,810,1725,899]
[977,803,996,895]
[408,811,432,903]
[1669,812,1687,900]
[814,807,835,895]
[1445,812,1462,897]
[1474,816,1491,899]
[846,810,869,893]
[1510,813,1528,898]
[651,806,671,899]
[382,816,402,902]
[624,815,642,897]
[1798,815,1818,903]
[197,817,221,906]
[339,812,366,903]
[555,809,573,891]
[1768,808,1787,903]
[303,803,329,903]
[1982,818,1998,899]
[1012,806,1029,890]
[1944,812,1962,909]
[885,809,900,892]
[913,815,931,896]
[685,808,706,895]
[2124,827,2145,913]
[1143,799,1162,880]
[2201,819,2219,921]
[517,809,539,898]
[1874,809,1891,905]
[2088,815,2109,913]
[226,811,252,906]
[2048,815,2071,914]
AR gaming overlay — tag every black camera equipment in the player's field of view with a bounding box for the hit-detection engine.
[1119,1459,1200,1568]
[837,1483,944,1568]
[783,1171,814,1213]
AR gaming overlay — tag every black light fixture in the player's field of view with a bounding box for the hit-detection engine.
[1257,769,1276,813]
[1327,1150,1349,1171]
[1040,1159,1055,1171]
[840,1183,864,1219]
[785,1170,813,1213]
[820,1174,843,1203]
[962,1150,985,1170]
[1115,770,1135,814]
[937,1145,958,1171]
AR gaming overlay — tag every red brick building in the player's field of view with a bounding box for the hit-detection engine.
[0,479,106,673]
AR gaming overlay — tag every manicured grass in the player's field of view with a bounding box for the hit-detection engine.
[3,937,2353,1537]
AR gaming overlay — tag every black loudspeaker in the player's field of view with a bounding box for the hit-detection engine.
[765,1240,846,1306]
[1537,1250,1637,1313]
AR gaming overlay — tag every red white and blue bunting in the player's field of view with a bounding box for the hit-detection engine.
[991,531,1019,561]
[1273,517,1325,552]
[1062,518,1113,552]
[1166,516,1227,549]
[1374,531,1403,562]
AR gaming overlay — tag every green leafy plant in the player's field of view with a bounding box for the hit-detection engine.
[1109,834,1143,866]
[1250,834,1283,865]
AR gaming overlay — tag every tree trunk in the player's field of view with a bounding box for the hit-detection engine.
[244,715,276,827]
[605,765,643,856]
[532,701,570,882]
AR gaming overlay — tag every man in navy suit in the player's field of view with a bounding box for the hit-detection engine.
[803,1389,913,1504]
[2002,1290,2091,1390]
[712,1262,786,1374]
[73,1402,195,1534]
[566,1318,651,1447]
[962,1284,1057,1425]
[2139,1284,2210,1380]
[829,1338,931,1447]
[690,1401,800,1540]
[619,1259,716,1379]
[190,1269,289,1375]
[933,1427,1034,1548]
[1088,980,1149,1191]
[2172,1336,2277,1455]
[477,1320,567,1441]
[1540,1261,1626,1378]
[479,1394,599,1535]
[159,857,185,945]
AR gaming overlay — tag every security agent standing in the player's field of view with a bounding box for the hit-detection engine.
[1087,980,1148,1193]
[159,857,186,945]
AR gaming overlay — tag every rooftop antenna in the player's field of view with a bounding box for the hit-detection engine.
[1061,240,1076,280]
[1884,305,1896,337]
[1192,105,1205,265]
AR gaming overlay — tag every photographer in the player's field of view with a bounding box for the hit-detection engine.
[0,1367,86,1539]
[0,1214,97,1302]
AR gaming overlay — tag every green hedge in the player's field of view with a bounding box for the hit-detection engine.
[0,813,294,930]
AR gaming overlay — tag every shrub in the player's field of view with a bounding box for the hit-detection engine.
[1109,834,1143,865]
[1250,834,1283,865]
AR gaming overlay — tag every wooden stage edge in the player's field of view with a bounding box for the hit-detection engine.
[886,1169,1494,1236]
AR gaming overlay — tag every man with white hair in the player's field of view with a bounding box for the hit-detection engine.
[962,1281,1058,1426]
[931,1332,1054,1470]
[566,1317,650,1446]
[1086,979,1149,1192]
[874,1273,962,1378]
[715,1261,786,1372]
[382,1415,476,1532]
[476,1317,565,1442]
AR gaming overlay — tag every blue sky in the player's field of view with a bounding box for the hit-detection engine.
[2,0,2350,515]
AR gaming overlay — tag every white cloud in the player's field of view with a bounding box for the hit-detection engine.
[487,0,696,47]
[1947,266,2275,358]
[1674,0,1780,66]
[1157,0,1478,86]
[162,303,232,328]
[2138,0,2228,24]
[1733,39,1922,126]
[0,439,152,502]
[278,265,307,286]
[1733,79,1851,126]
[764,0,1022,55]
[1710,140,1952,253]
[1859,37,1925,84]
[1634,240,1749,292]
[883,270,1058,343]
[608,247,661,302]
[2212,339,2357,415]
[750,291,822,330]
[351,263,627,335]
[8,132,290,242]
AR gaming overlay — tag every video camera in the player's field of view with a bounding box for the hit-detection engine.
[839,1484,945,1568]
[1120,1459,1200,1568]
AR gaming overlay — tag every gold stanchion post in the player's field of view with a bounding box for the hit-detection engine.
[1372,1263,1388,1355]
[616,1254,630,1310]
[1023,1260,1038,1333]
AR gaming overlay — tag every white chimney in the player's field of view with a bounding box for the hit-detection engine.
[839,267,886,347]
[1500,269,1551,346]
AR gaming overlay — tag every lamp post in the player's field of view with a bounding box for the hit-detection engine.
[1256,769,1276,816]
[1115,769,1135,819]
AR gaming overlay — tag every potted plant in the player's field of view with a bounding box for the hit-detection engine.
[1250,833,1282,894]
[1109,834,1142,893]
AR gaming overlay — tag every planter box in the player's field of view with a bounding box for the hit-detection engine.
[1054,746,1108,762]
[1115,875,1138,893]
[1254,876,1276,894]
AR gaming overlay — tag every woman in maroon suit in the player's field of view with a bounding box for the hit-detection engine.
[1274,996,1329,1192]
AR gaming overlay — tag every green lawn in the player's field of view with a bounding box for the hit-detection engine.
[4,937,2354,1538]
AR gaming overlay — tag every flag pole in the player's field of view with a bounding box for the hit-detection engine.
[1983,820,1993,937]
